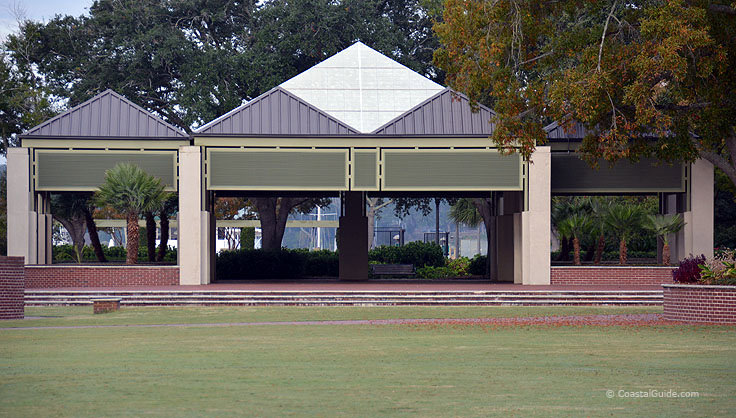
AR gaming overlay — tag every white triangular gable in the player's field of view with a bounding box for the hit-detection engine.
[280,42,444,133]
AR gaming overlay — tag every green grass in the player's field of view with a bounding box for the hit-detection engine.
[3,305,663,328]
[1,306,734,417]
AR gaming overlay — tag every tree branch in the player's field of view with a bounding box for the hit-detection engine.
[598,0,619,73]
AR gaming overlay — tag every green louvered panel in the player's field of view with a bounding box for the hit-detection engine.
[382,150,522,191]
[208,149,348,190]
[35,151,176,191]
[551,154,685,193]
[353,150,378,190]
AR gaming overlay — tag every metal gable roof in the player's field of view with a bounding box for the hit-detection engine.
[544,120,594,140]
[22,89,187,138]
[372,88,496,136]
[196,87,360,135]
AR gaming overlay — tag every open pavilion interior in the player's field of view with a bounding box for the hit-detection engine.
[6,42,714,286]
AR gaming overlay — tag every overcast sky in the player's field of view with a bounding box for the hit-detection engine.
[0,0,91,40]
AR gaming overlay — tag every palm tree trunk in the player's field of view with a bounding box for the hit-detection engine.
[145,212,156,262]
[82,207,106,262]
[126,212,139,264]
[594,234,605,264]
[156,213,169,262]
[619,238,627,265]
[662,243,671,266]
[573,237,581,266]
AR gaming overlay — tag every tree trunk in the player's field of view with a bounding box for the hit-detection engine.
[619,238,627,265]
[145,212,156,262]
[662,242,671,266]
[594,234,605,264]
[573,237,581,266]
[254,197,299,251]
[82,207,106,262]
[367,204,376,249]
[558,237,571,261]
[473,197,496,280]
[157,213,169,262]
[126,212,139,264]
[55,216,86,263]
[454,221,460,258]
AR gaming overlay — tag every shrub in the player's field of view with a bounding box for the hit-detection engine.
[368,241,444,268]
[468,254,487,276]
[672,255,706,283]
[447,257,471,276]
[216,248,338,280]
[416,266,455,279]
[698,250,736,285]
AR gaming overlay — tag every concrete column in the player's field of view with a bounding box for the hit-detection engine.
[178,146,211,285]
[338,191,368,281]
[521,146,551,285]
[35,194,52,265]
[496,214,515,282]
[689,159,714,259]
[7,148,31,263]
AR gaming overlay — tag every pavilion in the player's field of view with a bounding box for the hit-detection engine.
[6,42,713,286]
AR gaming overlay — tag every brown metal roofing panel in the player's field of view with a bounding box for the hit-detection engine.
[196,87,359,135]
[373,88,495,136]
[23,89,187,138]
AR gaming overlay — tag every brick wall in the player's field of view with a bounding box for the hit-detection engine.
[663,285,736,324]
[550,266,674,285]
[0,257,25,319]
[25,265,179,288]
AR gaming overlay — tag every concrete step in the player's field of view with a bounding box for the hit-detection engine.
[25,289,663,306]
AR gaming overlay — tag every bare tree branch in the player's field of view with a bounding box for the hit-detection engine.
[597,0,619,73]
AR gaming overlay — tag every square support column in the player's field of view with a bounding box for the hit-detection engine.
[7,148,32,263]
[338,191,368,281]
[521,146,551,285]
[688,159,714,259]
[178,146,211,285]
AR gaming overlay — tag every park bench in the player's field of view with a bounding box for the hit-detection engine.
[371,264,415,278]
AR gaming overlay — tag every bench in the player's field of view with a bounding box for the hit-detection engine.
[92,298,121,314]
[371,264,415,278]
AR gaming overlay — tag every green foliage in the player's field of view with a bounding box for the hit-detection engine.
[416,266,455,279]
[698,250,736,285]
[240,227,255,250]
[94,163,168,216]
[52,245,176,264]
[447,257,471,277]
[449,199,482,227]
[368,241,445,268]
[216,249,338,280]
[643,214,686,245]
[604,204,645,243]
[468,254,487,276]
[434,0,736,190]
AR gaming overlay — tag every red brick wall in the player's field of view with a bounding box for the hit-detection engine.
[0,257,25,319]
[550,266,674,285]
[25,265,179,288]
[663,285,736,324]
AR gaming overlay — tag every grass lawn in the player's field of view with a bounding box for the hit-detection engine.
[1,306,734,417]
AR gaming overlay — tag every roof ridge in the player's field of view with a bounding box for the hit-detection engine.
[196,86,360,135]
[22,89,187,138]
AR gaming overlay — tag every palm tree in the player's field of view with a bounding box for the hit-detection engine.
[557,213,592,265]
[644,214,686,265]
[604,204,645,265]
[94,163,168,264]
[590,198,613,264]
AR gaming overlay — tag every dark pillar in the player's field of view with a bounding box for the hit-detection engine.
[339,191,369,281]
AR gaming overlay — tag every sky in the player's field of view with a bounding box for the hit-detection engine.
[0,0,91,40]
